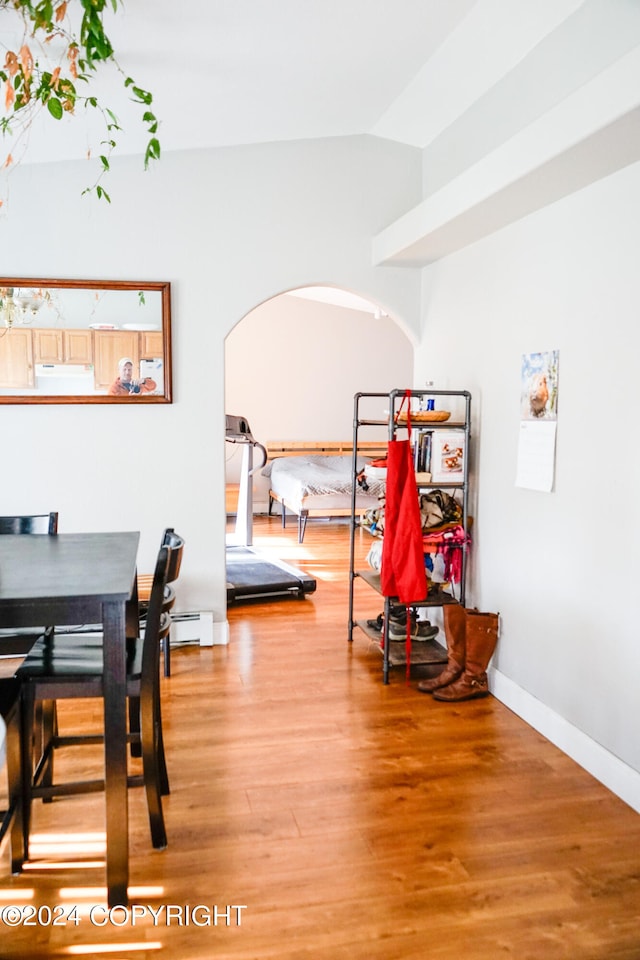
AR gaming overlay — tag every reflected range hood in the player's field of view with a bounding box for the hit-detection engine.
[35,364,93,378]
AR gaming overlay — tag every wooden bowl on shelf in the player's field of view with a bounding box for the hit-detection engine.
[396,410,451,423]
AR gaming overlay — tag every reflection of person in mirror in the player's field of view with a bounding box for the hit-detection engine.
[108,357,157,396]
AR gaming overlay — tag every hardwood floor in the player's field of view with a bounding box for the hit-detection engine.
[1,515,640,959]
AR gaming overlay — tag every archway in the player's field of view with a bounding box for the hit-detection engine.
[224,285,413,513]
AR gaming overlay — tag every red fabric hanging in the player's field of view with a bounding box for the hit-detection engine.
[381,392,427,678]
[381,394,427,603]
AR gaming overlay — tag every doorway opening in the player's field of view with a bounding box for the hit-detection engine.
[224,285,413,602]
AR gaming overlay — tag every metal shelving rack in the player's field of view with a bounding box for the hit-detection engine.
[348,389,472,683]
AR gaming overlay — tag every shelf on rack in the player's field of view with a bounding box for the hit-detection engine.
[392,420,467,429]
[416,481,465,489]
[355,570,460,606]
[384,639,447,667]
[354,622,448,666]
[354,619,384,644]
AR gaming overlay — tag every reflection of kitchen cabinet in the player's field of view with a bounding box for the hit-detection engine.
[140,330,163,358]
[33,329,93,365]
[93,331,140,389]
[63,330,93,364]
[0,329,34,388]
[33,329,63,363]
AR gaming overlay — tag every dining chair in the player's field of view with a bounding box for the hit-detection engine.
[34,527,184,768]
[0,677,24,874]
[0,514,58,536]
[130,528,183,769]
[17,539,176,853]
[0,513,59,658]
[137,527,185,677]
[70,527,184,676]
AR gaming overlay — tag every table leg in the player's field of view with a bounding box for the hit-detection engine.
[6,699,25,874]
[102,601,129,907]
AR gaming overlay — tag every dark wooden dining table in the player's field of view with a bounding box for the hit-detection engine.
[0,531,140,907]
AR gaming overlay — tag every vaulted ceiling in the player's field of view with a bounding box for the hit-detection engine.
[3,1,639,267]
[0,0,475,163]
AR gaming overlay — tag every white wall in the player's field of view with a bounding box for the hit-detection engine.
[0,135,422,624]
[415,159,640,783]
[225,292,413,506]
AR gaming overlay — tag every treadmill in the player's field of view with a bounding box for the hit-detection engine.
[225,415,316,604]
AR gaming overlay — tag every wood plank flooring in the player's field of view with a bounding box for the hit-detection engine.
[1,515,639,959]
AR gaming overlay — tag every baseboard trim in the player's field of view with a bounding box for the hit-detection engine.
[490,667,640,814]
[212,619,229,646]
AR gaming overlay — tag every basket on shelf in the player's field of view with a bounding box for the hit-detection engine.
[396,410,451,423]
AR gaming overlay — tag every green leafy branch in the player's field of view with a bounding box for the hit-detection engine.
[0,0,161,203]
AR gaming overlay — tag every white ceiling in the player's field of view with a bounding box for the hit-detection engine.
[1,0,605,183]
[0,0,479,164]
[286,286,388,316]
[6,1,636,273]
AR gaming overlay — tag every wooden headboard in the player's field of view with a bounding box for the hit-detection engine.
[266,440,388,460]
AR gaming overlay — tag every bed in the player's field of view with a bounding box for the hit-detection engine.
[263,441,387,542]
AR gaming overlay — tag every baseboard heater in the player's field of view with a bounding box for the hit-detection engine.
[169,611,219,646]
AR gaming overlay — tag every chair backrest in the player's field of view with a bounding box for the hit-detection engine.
[160,528,185,588]
[140,544,173,688]
[0,513,58,535]
[139,531,184,683]
[136,530,184,620]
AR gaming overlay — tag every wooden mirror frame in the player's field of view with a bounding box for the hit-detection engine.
[0,277,172,404]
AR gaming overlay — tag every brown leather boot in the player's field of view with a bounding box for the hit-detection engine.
[417,604,466,693]
[432,609,499,701]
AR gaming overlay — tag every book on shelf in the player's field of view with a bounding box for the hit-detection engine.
[430,430,466,483]
[413,430,432,473]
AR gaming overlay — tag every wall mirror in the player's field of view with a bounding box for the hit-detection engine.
[0,278,172,404]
